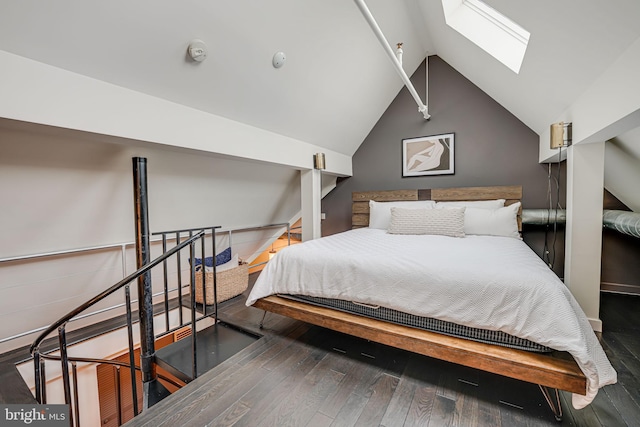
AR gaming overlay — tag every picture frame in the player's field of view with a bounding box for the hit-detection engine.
[402,133,455,177]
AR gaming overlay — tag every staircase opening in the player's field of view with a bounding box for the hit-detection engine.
[97,332,185,427]
[19,157,278,426]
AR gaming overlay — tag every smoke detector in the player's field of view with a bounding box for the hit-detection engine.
[272,51,286,68]
[188,39,207,62]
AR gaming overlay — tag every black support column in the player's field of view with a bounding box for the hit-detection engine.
[132,157,169,409]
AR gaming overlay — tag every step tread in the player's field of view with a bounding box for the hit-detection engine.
[155,323,259,383]
[0,363,37,404]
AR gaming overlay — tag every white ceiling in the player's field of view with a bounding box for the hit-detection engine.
[417,0,640,133]
[1,0,639,207]
[0,0,429,156]
[1,0,639,150]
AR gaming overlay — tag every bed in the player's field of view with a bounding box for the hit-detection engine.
[246,186,616,419]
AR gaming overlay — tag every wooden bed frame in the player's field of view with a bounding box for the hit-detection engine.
[253,186,586,419]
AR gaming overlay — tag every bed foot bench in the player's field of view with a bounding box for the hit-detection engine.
[254,295,585,420]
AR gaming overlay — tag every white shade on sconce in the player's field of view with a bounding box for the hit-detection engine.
[550,122,572,149]
[314,153,326,170]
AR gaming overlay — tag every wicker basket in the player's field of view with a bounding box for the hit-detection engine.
[194,262,249,305]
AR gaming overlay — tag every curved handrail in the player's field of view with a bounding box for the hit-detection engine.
[30,230,206,355]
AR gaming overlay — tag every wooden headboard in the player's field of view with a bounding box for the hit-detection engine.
[352,185,523,230]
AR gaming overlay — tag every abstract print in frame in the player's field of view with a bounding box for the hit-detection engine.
[402,133,454,177]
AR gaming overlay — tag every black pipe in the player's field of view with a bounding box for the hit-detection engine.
[125,285,139,417]
[72,362,80,427]
[189,241,198,379]
[115,366,122,427]
[132,157,157,403]
[176,233,183,325]
[58,327,74,427]
[211,227,218,322]
[32,354,47,406]
[162,234,170,330]
[200,234,207,314]
[40,358,47,404]
[33,353,42,403]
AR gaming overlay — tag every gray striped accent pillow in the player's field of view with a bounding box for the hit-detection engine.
[388,207,465,237]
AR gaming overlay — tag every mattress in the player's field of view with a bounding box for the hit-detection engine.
[247,228,616,409]
[279,294,553,353]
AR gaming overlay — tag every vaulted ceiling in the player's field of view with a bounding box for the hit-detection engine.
[1,0,639,207]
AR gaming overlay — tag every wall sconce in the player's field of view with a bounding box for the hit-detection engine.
[550,122,572,149]
[268,244,276,260]
[314,153,326,170]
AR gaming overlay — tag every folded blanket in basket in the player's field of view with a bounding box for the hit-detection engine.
[191,247,231,268]
[197,254,239,273]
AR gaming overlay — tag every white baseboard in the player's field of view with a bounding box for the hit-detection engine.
[588,317,603,333]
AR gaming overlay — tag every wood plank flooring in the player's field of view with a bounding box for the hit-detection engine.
[124,279,640,427]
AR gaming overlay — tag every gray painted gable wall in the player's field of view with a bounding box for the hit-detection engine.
[323,56,549,232]
[322,56,640,291]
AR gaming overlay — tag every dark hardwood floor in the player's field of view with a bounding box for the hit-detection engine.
[122,279,640,426]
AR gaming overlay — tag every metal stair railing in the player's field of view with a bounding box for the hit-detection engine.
[29,229,207,427]
[25,221,294,426]
[153,222,291,325]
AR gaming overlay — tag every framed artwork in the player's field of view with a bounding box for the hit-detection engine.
[402,133,454,177]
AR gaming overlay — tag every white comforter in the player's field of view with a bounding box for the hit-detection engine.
[247,228,616,408]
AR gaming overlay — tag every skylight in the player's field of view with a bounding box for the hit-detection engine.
[442,0,530,73]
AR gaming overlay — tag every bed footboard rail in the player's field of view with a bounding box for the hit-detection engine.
[254,295,586,395]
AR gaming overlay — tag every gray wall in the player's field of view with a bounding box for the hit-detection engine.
[322,56,564,272]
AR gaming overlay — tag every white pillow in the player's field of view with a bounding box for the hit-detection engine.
[436,199,505,209]
[202,254,239,272]
[465,202,521,238]
[387,207,465,237]
[369,200,436,229]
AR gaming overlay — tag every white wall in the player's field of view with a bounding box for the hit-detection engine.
[0,50,353,177]
[564,142,605,331]
[536,36,640,327]
[0,120,301,352]
[539,39,640,330]
[605,129,640,212]
[0,121,302,255]
[539,36,640,162]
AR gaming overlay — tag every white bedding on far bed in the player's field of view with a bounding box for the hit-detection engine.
[247,228,616,408]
